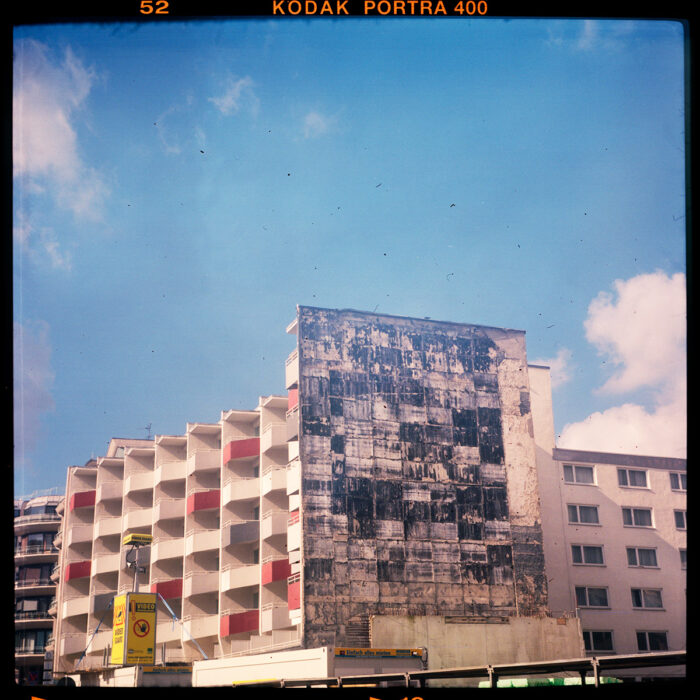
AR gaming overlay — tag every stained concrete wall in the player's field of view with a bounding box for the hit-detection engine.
[371,615,584,687]
[296,307,548,649]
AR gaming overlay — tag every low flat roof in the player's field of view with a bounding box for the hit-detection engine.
[553,447,686,471]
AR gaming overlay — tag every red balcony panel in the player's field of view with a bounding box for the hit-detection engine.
[186,489,220,514]
[151,578,182,600]
[287,389,299,411]
[220,610,259,636]
[288,509,300,526]
[288,579,301,611]
[64,560,91,581]
[70,490,96,510]
[223,438,260,463]
[261,559,292,585]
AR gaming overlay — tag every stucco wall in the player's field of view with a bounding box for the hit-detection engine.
[371,614,584,686]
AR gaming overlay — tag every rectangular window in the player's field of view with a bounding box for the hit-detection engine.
[622,507,653,527]
[563,464,595,485]
[626,547,658,568]
[637,631,668,652]
[674,510,687,530]
[583,630,614,653]
[680,549,687,569]
[567,504,600,525]
[575,586,609,608]
[631,588,663,609]
[669,472,687,491]
[572,545,604,565]
[617,468,648,488]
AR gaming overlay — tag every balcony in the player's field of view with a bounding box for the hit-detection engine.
[66,523,93,547]
[151,537,184,562]
[60,633,85,656]
[261,465,286,495]
[156,620,182,644]
[14,511,62,527]
[124,471,153,495]
[223,438,260,463]
[222,477,260,504]
[15,644,47,660]
[224,520,259,547]
[15,577,54,594]
[285,349,299,389]
[185,528,219,556]
[65,560,91,581]
[50,563,60,583]
[123,507,152,531]
[261,557,291,585]
[154,460,187,485]
[151,578,183,600]
[288,439,299,463]
[94,515,121,539]
[286,406,299,441]
[92,551,121,575]
[154,498,185,522]
[288,573,301,611]
[14,609,53,625]
[14,544,59,561]
[288,388,299,412]
[187,449,220,476]
[70,490,96,511]
[261,603,291,633]
[286,458,301,496]
[182,613,218,639]
[186,489,220,514]
[62,595,90,619]
[261,510,288,540]
[183,571,218,597]
[220,564,259,592]
[261,423,287,454]
[220,609,258,637]
[96,481,123,503]
[287,511,301,552]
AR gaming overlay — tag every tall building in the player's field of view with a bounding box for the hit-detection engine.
[49,306,685,683]
[14,490,63,685]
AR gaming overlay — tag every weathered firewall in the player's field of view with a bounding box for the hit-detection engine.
[296,307,547,648]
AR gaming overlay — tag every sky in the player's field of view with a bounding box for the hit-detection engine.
[12,16,687,498]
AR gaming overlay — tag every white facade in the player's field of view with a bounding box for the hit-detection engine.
[529,365,686,677]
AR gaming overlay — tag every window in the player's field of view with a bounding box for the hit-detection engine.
[583,630,614,653]
[617,468,648,488]
[575,586,609,608]
[567,504,599,525]
[572,545,605,565]
[669,472,687,491]
[674,510,687,530]
[563,464,595,484]
[680,549,687,569]
[631,588,663,609]
[626,547,658,568]
[622,507,653,527]
[637,631,668,652]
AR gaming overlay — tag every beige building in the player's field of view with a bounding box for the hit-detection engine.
[529,365,686,678]
[14,490,63,685]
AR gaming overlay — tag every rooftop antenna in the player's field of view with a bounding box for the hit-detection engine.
[145,423,152,439]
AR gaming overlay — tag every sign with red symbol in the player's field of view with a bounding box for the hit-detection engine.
[133,618,150,637]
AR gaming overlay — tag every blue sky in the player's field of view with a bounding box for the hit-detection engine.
[13,18,686,497]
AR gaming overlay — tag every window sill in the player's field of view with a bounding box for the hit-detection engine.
[628,566,660,570]
[564,482,598,487]
[568,522,602,527]
[572,563,606,567]
[632,607,665,612]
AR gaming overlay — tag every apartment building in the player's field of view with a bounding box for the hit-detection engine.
[49,306,685,682]
[14,490,63,685]
[529,365,686,679]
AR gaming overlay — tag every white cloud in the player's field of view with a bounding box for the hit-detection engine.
[13,320,56,470]
[13,39,108,222]
[303,110,333,139]
[558,271,686,458]
[13,212,72,271]
[209,76,258,116]
[531,347,572,389]
[547,19,640,52]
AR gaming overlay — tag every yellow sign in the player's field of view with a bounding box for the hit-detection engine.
[111,594,127,665]
[111,593,157,665]
[123,533,153,546]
